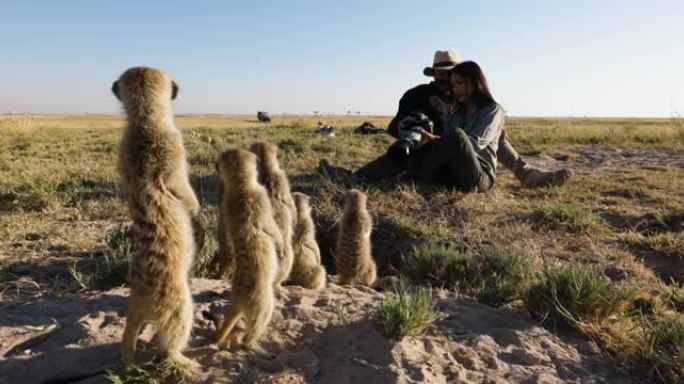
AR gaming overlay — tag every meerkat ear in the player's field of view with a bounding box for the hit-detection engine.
[171,81,179,100]
[111,81,120,100]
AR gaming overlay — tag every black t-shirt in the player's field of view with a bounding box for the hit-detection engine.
[387,82,458,137]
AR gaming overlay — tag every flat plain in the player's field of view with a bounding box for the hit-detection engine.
[1,114,683,383]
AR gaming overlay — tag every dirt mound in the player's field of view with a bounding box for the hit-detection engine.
[0,279,630,384]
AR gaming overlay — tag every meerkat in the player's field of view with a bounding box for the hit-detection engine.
[112,67,200,371]
[335,189,377,286]
[250,141,296,288]
[215,149,278,350]
[290,192,326,290]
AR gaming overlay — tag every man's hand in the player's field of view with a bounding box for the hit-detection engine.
[415,128,440,144]
[396,116,415,134]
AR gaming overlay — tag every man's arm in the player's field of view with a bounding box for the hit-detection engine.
[387,87,424,138]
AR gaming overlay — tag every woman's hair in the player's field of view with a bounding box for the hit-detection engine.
[450,61,496,106]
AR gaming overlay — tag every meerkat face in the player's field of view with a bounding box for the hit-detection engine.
[111,67,179,105]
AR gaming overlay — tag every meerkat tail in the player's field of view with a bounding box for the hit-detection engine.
[155,285,194,361]
[358,261,377,286]
[215,306,244,348]
[242,295,275,348]
[306,265,326,290]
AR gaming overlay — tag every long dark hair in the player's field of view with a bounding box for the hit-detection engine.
[450,61,495,106]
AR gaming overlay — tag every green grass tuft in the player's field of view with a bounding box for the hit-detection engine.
[399,243,473,289]
[371,280,441,340]
[533,203,606,233]
[98,225,135,286]
[639,316,684,382]
[524,265,630,326]
[105,358,187,384]
[400,244,532,306]
[473,250,533,306]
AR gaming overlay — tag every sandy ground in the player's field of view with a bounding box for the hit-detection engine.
[526,145,684,175]
[0,278,631,384]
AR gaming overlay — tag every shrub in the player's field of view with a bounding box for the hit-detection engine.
[399,243,473,289]
[639,316,684,382]
[524,265,630,326]
[371,280,441,340]
[473,250,532,306]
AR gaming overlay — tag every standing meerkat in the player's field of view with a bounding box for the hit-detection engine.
[215,149,278,350]
[250,141,295,288]
[112,67,200,370]
[335,189,377,286]
[290,192,326,290]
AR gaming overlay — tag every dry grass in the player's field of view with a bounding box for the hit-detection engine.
[1,113,683,381]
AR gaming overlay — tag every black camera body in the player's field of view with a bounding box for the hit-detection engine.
[387,112,434,163]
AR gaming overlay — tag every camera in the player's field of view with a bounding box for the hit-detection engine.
[387,112,434,163]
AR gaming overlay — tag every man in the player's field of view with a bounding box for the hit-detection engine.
[320,50,571,188]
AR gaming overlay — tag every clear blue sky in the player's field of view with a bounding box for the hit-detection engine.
[1,0,683,117]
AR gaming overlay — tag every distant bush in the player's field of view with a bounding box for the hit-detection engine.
[371,280,441,340]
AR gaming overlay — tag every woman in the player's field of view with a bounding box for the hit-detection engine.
[406,61,503,192]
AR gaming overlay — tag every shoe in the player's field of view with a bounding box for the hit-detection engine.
[519,167,572,188]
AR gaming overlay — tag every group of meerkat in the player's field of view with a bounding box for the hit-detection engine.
[112,66,377,371]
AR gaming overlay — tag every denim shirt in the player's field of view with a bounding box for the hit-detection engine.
[443,102,504,180]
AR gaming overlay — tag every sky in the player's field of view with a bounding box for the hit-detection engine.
[1,0,683,117]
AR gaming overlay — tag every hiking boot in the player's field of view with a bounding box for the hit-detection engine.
[318,159,354,185]
[516,164,572,188]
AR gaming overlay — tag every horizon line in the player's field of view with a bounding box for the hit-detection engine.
[1,112,681,120]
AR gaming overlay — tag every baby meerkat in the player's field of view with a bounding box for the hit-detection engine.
[335,189,377,286]
[113,67,200,370]
[290,192,326,290]
[215,149,278,350]
[250,141,295,288]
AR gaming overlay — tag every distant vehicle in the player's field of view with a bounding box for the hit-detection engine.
[257,111,271,123]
